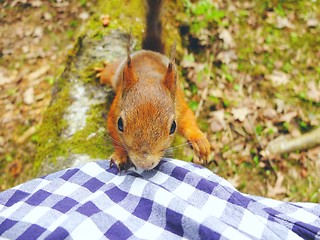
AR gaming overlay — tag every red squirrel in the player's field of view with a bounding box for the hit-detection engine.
[96,0,210,170]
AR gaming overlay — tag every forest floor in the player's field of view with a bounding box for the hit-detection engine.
[1,0,319,202]
[0,0,94,189]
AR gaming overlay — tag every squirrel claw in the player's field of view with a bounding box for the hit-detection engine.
[119,161,133,172]
[95,62,110,84]
[110,152,132,172]
[94,67,103,78]
[190,137,210,165]
[109,159,116,168]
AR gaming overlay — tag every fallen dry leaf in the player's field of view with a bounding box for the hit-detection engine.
[209,88,223,98]
[307,81,320,103]
[276,16,295,29]
[275,98,286,113]
[210,109,226,132]
[33,26,43,38]
[0,67,18,86]
[231,107,250,122]
[262,108,277,119]
[227,175,240,188]
[306,146,320,162]
[267,172,286,198]
[6,159,23,178]
[217,50,237,64]
[30,0,42,7]
[26,65,50,82]
[219,29,235,48]
[79,12,89,20]
[266,70,289,86]
[279,112,297,122]
[307,17,319,27]
[231,143,245,153]
[43,12,53,21]
[23,87,35,105]
[300,167,308,178]
[243,118,254,134]
[254,98,267,108]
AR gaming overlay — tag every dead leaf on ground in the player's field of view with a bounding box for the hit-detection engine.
[26,65,50,82]
[307,17,319,27]
[266,70,289,86]
[267,172,286,198]
[279,112,297,123]
[243,118,254,135]
[227,175,240,188]
[219,28,235,48]
[265,120,278,135]
[210,110,226,132]
[300,167,308,178]
[30,0,42,7]
[307,146,320,162]
[33,26,43,38]
[0,67,19,86]
[6,159,23,178]
[231,143,245,153]
[254,98,267,108]
[217,50,237,64]
[23,87,35,105]
[307,81,320,103]
[210,89,223,98]
[79,11,89,20]
[231,107,250,122]
[276,16,295,29]
[288,152,301,161]
[262,108,277,119]
[274,98,286,113]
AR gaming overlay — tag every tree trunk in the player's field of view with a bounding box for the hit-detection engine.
[33,0,181,176]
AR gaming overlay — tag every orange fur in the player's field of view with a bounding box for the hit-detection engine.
[97,0,210,170]
[99,50,210,170]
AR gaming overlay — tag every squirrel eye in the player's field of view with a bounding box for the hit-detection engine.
[117,117,124,132]
[170,120,176,135]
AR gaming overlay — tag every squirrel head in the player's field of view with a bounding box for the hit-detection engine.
[116,54,177,170]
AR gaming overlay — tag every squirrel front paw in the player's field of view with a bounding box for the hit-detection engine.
[189,136,211,164]
[110,151,132,171]
[95,61,109,84]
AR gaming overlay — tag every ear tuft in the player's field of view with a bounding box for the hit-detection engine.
[122,34,137,91]
[162,62,177,96]
[162,43,177,96]
[169,41,176,65]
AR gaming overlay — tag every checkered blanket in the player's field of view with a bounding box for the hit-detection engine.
[0,159,320,239]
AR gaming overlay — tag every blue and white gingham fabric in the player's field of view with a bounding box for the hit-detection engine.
[0,158,320,240]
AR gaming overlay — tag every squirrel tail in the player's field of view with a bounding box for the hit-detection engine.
[142,0,164,54]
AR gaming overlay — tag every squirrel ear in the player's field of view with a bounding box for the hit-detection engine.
[122,35,137,91]
[162,62,177,96]
[162,42,177,96]
[122,55,137,90]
